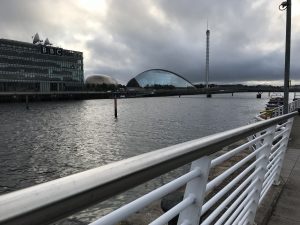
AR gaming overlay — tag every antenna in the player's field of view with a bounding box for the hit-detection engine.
[44,38,52,46]
[32,33,43,44]
[205,25,210,88]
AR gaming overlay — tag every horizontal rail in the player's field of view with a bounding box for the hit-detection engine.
[265,156,282,179]
[224,190,257,225]
[271,136,287,153]
[263,163,279,190]
[260,169,278,203]
[202,156,264,215]
[276,121,290,130]
[267,150,283,170]
[214,179,259,225]
[269,144,285,161]
[274,128,289,140]
[89,168,201,225]
[206,144,266,193]
[210,132,269,167]
[201,171,260,225]
[149,195,195,225]
[0,112,297,225]
[232,200,253,225]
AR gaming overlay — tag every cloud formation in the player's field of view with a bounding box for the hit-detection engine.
[0,0,299,84]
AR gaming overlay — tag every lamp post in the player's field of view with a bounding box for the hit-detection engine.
[280,0,291,114]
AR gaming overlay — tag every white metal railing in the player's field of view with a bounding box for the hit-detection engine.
[0,112,297,225]
[258,98,300,119]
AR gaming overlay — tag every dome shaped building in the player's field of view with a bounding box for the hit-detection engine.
[85,75,118,86]
[127,69,195,88]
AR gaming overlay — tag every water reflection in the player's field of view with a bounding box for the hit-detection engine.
[0,93,269,223]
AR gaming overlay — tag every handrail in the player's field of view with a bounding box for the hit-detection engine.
[0,111,297,225]
[257,98,300,119]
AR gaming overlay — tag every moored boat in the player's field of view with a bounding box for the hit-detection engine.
[265,94,284,110]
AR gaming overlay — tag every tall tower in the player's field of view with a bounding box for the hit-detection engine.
[205,27,210,88]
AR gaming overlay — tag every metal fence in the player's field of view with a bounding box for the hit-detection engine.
[272,99,300,117]
[0,112,298,225]
[257,98,300,119]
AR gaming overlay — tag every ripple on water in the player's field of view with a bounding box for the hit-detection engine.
[0,93,268,223]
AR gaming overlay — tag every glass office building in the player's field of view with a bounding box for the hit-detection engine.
[0,38,83,92]
[127,69,195,88]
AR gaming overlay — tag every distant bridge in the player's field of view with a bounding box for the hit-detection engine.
[0,86,298,102]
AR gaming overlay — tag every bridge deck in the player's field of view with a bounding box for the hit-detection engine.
[267,115,300,224]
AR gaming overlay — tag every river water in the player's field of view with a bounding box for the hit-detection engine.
[0,93,269,223]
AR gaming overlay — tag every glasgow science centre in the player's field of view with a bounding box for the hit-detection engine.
[0,33,84,92]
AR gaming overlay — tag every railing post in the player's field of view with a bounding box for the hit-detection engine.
[177,156,211,225]
[273,118,294,185]
[275,109,279,117]
[251,130,264,150]
[292,102,295,112]
[246,125,277,224]
[288,103,293,113]
[297,99,300,109]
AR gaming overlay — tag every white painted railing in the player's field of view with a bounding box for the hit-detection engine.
[259,98,300,119]
[0,112,297,225]
[91,115,294,225]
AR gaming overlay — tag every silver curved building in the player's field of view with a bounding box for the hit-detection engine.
[85,75,118,85]
[127,69,195,88]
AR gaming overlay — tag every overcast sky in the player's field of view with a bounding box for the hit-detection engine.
[0,0,299,85]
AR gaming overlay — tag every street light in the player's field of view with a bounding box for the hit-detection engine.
[279,0,291,114]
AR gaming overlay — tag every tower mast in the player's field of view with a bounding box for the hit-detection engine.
[205,23,210,88]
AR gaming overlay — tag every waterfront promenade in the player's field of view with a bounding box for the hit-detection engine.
[267,115,300,224]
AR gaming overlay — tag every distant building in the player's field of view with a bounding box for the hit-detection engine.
[127,69,195,88]
[85,74,118,86]
[0,34,84,92]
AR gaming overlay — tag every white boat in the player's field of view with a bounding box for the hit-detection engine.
[265,94,283,110]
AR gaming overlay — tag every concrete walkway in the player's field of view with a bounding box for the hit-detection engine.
[267,115,300,224]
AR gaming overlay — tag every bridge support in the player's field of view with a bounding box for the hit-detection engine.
[257,92,263,99]
[25,95,29,110]
[114,97,118,118]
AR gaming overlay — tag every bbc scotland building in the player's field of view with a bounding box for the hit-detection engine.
[0,34,84,92]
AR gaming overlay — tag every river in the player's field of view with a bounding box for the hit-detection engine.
[0,93,269,224]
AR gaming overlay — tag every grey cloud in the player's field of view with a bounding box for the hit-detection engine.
[0,0,92,44]
[0,0,299,84]
[87,0,297,84]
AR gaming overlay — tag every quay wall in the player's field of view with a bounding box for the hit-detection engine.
[0,87,296,103]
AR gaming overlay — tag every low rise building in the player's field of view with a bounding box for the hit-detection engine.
[0,34,84,92]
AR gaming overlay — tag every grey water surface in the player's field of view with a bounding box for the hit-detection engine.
[0,93,268,223]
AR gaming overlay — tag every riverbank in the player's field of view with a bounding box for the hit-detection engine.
[0,89,273,103]
[0,91,113,102]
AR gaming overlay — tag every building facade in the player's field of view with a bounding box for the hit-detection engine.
[0,38,84,92]
[127,69,195,88]
[85,75,118,86]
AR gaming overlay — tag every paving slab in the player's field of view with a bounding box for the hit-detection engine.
[267,115,300,225]
[268,215,300,225]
